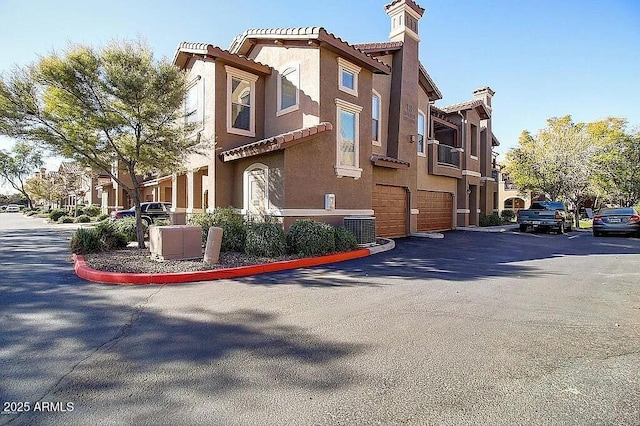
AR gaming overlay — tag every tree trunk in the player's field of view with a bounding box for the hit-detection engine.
[132,181,145,249]
[574,210,581,229]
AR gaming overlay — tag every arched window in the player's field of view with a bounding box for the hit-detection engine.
[277,64,299,115]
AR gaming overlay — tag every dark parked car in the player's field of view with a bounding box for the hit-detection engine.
[110,202,172,225]
[592,207,640,237]
[517,201,573,234]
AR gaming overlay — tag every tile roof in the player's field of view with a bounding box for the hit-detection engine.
[371,154,410,169]
[430,105,447,115]
[60,161,83,174]
[229,27,390,75]
[473,86,495,96]
[220,122,333,162]
[441,98,491,119]
[384,0,425,17]
[173,42,271,74]
[419,63,442,100]
[353,41,404,53]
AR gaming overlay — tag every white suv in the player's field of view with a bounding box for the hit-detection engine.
[6,204,21,213]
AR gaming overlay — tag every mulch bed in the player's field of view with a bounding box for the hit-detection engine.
[83,248,299,274]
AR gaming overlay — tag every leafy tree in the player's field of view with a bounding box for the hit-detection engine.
[588,118,640,207]
[0,141,43,208]
[504,116,595,228]
[24,173,65,209]
[0,40,203,247]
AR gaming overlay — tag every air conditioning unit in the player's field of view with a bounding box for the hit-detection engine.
[343,216,376,246]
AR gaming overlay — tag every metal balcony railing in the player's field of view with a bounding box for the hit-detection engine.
[437,144,460,167]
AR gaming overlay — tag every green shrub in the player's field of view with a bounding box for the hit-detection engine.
[70,222,127,254]
[153,219,171,227]
[49,209,67,222]
[70,228,102,254]
[334,226,358,252]
[74,214,91,223]
[94,221,128,251]
[479,213,502,227]
[287,219,335,257]
[84,204,101,217]
[57,215,74,223]
[26,211,37,217]
[188,207,246,252]
[245,222,286,257]
[96,213,109,221]
[112,217,148,242]
[500,210,516,222]
[74,206,86,217]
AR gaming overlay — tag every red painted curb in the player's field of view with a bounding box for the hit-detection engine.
[72,248,371,285]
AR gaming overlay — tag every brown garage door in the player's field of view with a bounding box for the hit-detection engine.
[373,184,407,238]
[417,191,453,232]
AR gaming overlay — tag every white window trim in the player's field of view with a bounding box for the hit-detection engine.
[226,65,258,137]
[242,163,269,215]
[335,98,363,179]
[337,57,360,97]
[417,109,426,157]
[276,62,300,117]
[372,90,382,147]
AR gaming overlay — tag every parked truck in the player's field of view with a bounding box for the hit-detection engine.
[516,201,573,234]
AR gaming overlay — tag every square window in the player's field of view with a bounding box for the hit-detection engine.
[341,70,354,90]
[338,58,360,97]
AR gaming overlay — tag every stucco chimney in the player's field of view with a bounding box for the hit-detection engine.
[473,86,495,108]
[385,0,425,42]
[384,0,424,159]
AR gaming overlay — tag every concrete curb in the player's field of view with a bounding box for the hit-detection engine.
[456,225,519,233]
[411,232,445,239]
[73,239,395,285]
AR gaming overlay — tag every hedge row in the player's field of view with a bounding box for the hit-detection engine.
[188,210,358,257]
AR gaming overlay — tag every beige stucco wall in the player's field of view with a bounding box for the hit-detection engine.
[249,45,320,136]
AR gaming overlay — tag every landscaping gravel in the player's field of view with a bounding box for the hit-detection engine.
[83,248,299,274]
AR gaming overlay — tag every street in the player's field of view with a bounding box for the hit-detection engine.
[1,213,639,425]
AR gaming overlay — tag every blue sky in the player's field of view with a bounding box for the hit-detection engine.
[1,0,639,192]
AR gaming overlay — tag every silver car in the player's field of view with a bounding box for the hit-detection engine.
[593,207,640,237]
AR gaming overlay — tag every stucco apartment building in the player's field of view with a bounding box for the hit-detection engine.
[102,0,500,237]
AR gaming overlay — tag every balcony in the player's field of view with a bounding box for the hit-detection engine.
[427,141,462,179]
[437,144,460,168]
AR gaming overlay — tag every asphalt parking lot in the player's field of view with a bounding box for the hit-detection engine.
[1,214,639,425]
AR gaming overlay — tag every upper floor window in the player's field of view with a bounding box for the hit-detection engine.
[372,92,381,146]
[417,110,426,155]
[338,57,360,97]
[335,98,363,179]
[470,123,478,157]
[226,66,258,137]
[277,63,299,116]
[185,76,201,125]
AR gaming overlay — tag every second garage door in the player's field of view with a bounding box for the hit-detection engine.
[417,191,453,232]
[373,184,407,238]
